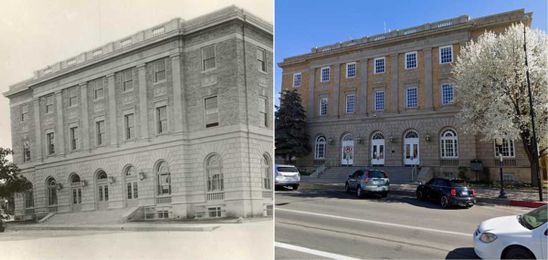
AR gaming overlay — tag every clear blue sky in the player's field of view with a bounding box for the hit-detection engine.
[274,0,547,105]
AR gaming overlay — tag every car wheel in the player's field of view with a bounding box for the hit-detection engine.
[292,185,299,191]
[345,183,351,193]
[440,196,450,209]
[381,191,388,198]
[356,187,363,198]
[416,190,423,200]
[503,246,535,259]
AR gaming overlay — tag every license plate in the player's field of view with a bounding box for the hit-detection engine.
[461,191,468,196]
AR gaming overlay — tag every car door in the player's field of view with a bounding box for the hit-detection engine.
[431,179,445,201]
[348,171,358,190]
[423,179,435,200]
[532,222,547,259]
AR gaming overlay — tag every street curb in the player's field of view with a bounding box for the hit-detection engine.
[6,224,219,232]
[510,200,547,208]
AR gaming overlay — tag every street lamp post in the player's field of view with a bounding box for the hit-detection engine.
[495,138,507,199]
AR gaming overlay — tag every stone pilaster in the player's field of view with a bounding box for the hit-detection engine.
[359,59,368,114]
[424,47,433,110]
[79,82,90,151]
[32,98,42,161]
[391,54,399,113]
[307,68,315,118]
[137,64,149,140]
[170,53,183,133]
[332,64,340,117]
[107,73,117,146]
[55,91,65,156]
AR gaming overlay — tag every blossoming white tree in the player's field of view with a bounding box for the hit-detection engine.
[453,24,548,185]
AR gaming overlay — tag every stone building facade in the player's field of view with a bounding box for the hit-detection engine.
[279,9,542,183]
[4,6,273,220]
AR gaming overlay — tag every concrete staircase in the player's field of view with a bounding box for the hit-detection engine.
[44,208,138,225]
[305,166,416,184]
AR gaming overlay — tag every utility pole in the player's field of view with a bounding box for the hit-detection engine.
[523,24,543,201]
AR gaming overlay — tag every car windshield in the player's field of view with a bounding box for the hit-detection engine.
[449,180,466,187]
[518,205,547,230]
[278,166,298,173]
[368,171,386,178]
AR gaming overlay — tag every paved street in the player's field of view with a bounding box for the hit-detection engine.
[275,183,530,259]
[0,220,273,260]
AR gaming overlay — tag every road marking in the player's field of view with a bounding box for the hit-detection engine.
[275,242,362,260]
[277,208,471,237]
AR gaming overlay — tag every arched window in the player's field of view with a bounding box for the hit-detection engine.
[440,129,458,158]
[206,154,223,192]
[70,174,81,184]
[315,136,326,159]
[372,132,384,140]
[262,154,272,190]
[97,171,107,180]
[125,166,136,176]
[46,177,57,206]
[405,131,418,138]
[125,165,138,201]
[157,161,171,195]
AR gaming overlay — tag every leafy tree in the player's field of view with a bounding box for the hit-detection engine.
[275,89,311,163]
[454,24,548,185]
[0,148,32,198]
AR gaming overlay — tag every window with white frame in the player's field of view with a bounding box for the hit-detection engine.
[206,154,223,192]
[441,83,454,105]
[20,105,29,122]
[69,126,79,150]
[68,87,78,107]
[321,67,330,82]
[259,97,267,127]
[315,136,326,159]
[374,57,385,74]
[205,96,219,128]
[121,68,133,91]
[494,139,515,158]
[96,120,105,146]
[45,95,54,113]
[405,51,417,69]
[440,129,458,158]
[125,113,135,139]
[346,62,356,78]
[46,132,55,155]
[202,45,216,71]
[157,161,171,195]
[262,155,271,190]
[439,45,453,64]
[152,59,166,83]
[319,97,328,116]
[345,94,356,113]
[406,87,418,108]
[293,73,302,88]
[374,90,385,111]
[257,48,266,72]
[208,207,222,218]
[156,106,167,134]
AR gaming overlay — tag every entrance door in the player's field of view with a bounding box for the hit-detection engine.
[404,130,420,165]
[126,181,139,207]
[71,187,82,211]
[371,132,385,166]
[341,134,354,166]
[96,171,109,210]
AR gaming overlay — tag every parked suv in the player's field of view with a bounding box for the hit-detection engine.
[275,164,301,190]
[345,169,390,198]
[416,177,477,208]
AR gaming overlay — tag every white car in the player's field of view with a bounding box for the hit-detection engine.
[473,204,547,259]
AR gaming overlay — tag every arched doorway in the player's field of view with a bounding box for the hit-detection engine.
[124,165,139,207]
[371,132,385,166]
[45,177,58,212]
[341,133,354,166]
[96,170,109,210]
[403,130,420,165]
[69,173,83,211]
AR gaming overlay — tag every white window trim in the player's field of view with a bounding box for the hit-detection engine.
[319,97,328,116]
[257,48,267,73]
[94,116,106,147]
[404,51,418,70]
[405,87,418,109]
[68,122,80,151]
[441,83,455,105]
[346,62,356,78]
[154,100,169,135]
[374,57,385,74]
[374,90,385,111]
[440,129,459,159]
[345,94,356,113]
[320,66,330,82]
[439,45,453,64]
[314,136,326,160]
[293,72,302,88]
[494,139,516,158]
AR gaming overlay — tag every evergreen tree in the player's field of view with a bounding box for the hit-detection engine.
[275,89,311,163]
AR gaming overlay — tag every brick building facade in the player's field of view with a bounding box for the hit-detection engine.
[4,6,273,220]
[279,9,544,183]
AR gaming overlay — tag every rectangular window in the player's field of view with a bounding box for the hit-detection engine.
[68,87,78,107]
[24,190,33,208]
[374,90,385,111]
[257,48,266,72]
[293,73,302,88]
[46,132,55,155]
[495,139,515,158]
[96,120,105,146]
[21,105,29,122]
[122,68,133,91]
[156,106,167,134]
[405,51,417,69]
[319,97,328,116]
[127,183,132,200]
[45,95,54,113]
[205,96,219,128]
[439,45,453,64]
[23,140,31,162]
[259,97,267,127]
[208,207,222,218]
[92,78,104,100]
[69,126,79,150]
[374,57,385,74]
[125,113,135,139]
[345,94,355,113]
[441,84,454,105]
[406,87,418,108]
[127,182,138,199]
[153,59,166,83]
[321,67,330,82]
[133,182,138,199]
[202,45,216,71]
[346,62,356,78]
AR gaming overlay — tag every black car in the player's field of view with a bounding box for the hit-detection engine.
[416,177,477,208]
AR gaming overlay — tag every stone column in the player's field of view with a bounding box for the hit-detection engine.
[55,91,65,156]
[359,59,368,114]
[79,82,90,151]
[32,98,42,161]
[107,73,118,146]
[170,53,183,133]
[137,64,149,140]
[307,68,315,118]
[424,47,433,110]
[332,64,340,117]
[391,54,399,113]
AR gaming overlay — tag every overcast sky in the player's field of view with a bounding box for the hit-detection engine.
[0,0,273,150]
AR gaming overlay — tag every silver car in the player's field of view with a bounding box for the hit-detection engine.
[345,169,390,198]
[275,164,301,190]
